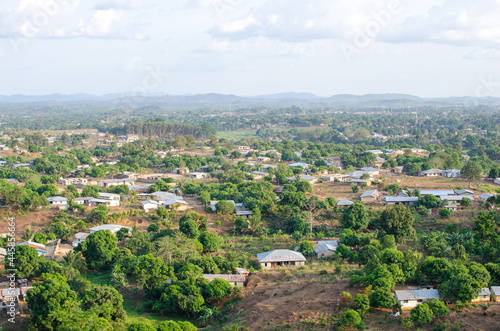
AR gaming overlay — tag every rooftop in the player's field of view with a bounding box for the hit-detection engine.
[394,289,440,301]
[257,249,306,263]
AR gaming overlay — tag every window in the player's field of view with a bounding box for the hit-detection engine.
[264,263,267,267]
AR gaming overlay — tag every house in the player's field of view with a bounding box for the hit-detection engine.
[47,196,68,205]
[360,167,380,176]
[256,156,271,162]
[392,166,404,173]
[142,200,159,212]
[494,178,500,185]
[210,200,235,212]
[128,184,152,193]
[337,199,354,207]
[98,193,120,201]
[17,241,47,257]
[262,165,278,171]
[346,171,373,180]
[72,232,90,247]
[235,203,253,219]
[455,189,474,196]
[89,224,131,235]
[440,169,461,178]
[360,189,380,202]
[385,196,419,207]
[257,249,306,269]
[472,288,491,303]
[394,289,440,309]
[321,174,346,182]
[235,145,251,151]
[287,162,310,169]
[419,190,455,196]
[479,193,494,202]
[74,197,93,205]
[438,195,474,203]
[349,178,371,186]
[314,240,338,258]
[118,134,139,142]
[99,179,135,188]
[89,198,120,207]
[189,172,210,179]
[287,175,318,184]
[11,163,32,169]
[444,204,458,212]
[162,199,189,211]
[203,274,246,287]
[251,171,268,179]
[491,286,500,302]
[419,169,442,177]
[171,167,190,175]
[236,268,249,276]
[367,150,383,155]
[144,191,181,201]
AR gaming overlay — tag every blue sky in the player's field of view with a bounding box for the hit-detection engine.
[1,0,499,97]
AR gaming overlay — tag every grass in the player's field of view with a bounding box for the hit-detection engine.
[476,183,500,194]
[217,130,258,140]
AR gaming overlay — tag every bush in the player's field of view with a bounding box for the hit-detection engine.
[339,309,362,328]
[439,209,451,219]
[410,303,434,324]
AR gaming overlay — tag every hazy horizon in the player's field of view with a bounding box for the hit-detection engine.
[1,1,499,98]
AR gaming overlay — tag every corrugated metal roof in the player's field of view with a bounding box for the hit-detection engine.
[491,286,500,295]
[314,244,337,253]
[203,274,246,282]
[360,189,379,198]
[395,289,440,301]
[385,196,419,202]
[478,288,491,296]
[419,190,455,196]
[337,199,353,206]
[257,249,306,263]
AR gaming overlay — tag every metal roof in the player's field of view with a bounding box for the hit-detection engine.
[360,189,379,198]
[385,196,419,202]
[394,289,440,302]
[337,199,353,206]
[419,190,455,196]
[314,244,337,253]
[478,288,491,296]
[257,249,306,263]
[203,274,246,282]
[491,286,500,295]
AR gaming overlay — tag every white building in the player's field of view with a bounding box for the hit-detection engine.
[47,196,68,205]
[257,249,306,269]
[89,225,131,235]
[394,289,440,309]
[72,232,90,247]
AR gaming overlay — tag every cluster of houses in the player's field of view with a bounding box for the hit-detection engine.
[47,192,122,209]
[395,286,500,309]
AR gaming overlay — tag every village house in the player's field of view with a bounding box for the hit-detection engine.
[74,197,93,205]
[72,232,90,247]
[99,179,135,188]
[360,189,380,203]
[418,169,442,177]
[142,200,160,213]
[438,195,474,204]
[391,166,404,173]
[337,199,354,207]
[314,240,338,258]
[47,196,68,205]
[494,178,500,185]
[394,289,440,310]
[455,189,474,196]
[385,196,419,207]
[118,134,139,143]
[251,171,268,179]
[256,156,271,162]
[471,288,492,303]
[98,193,120,201]
[257,249,306,269]
[18,241,47,257]
[203,274,246,287]
[418,189,455,196]
[321,174,349,182]
[287,174,318,184]
[491,287,500,302]
[479,193,494,202]
[89,224,131,235]
[359,167,379,176]
[287,162,310,169]
[440,169,461,178]
[189,172,210,179]
[171,167,190,175]
[162,199,189,211]
[89,198,120,207]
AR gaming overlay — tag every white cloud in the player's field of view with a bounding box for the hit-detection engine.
[94,0,151,10]
[124,56,144,70]
[77,9,123,37]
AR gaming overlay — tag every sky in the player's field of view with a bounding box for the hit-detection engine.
[0,0,500,97]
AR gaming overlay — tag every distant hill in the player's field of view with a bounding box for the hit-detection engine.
[0,92,499,107]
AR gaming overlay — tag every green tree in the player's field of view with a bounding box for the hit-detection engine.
[354,294,370,316]
[418,194,440,209]
[81,285,126,321]
[26,273,79,330]
[206,278,232,304]
[14,244,43,278]
[378,205,416,243]
[461,160,482,188]
[424,298,449,319]
[370,288,396,308]
[341,201,369,230]
[339,309,362,328]
[299,240,315,257]
[127,322,157,331]
[180,220,200,239]
[439,209,451,218]
[75,230,117,270]
[198,232,221,253]
[460,197,472,207]
[410,303,433,324]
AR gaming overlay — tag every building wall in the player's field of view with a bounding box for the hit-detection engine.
[471,296,491,303]
[317,250,335,259]
[260,261,305,269]
[399,300,421,309]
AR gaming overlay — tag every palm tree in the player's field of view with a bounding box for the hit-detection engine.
[247,215,263,234]
[62,251,86,272]
[21,227,35,241]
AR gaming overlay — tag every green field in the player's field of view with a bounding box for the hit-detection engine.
[217,129,258,140]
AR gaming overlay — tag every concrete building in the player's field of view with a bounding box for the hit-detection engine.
[360,189,380,203]
[89,225,131,235]
[314,240,338,258]
[394,289,440,310]
[385,196,419,206]
[203,274,246,287]
[471,288,491,303]
[72,232,90,247]
[257,249,306,269]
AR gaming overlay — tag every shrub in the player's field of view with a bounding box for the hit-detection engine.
[439,209,451,218]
